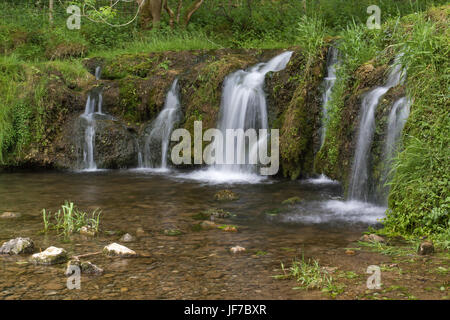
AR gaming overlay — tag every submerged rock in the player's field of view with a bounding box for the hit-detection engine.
[0,237,34,255]
[230,246,246,254]
[80,226,97,237]
[30,246,68,265]
[120,233,135,242]
[418,241,434,255]
[360,234,386,244]
[200,220,218,230]
[0,212,21,219]
[281,197,302,205]
[214,190,239,201]
[163,229,182,236]
[136,227,146,237]
[103,243,137,258]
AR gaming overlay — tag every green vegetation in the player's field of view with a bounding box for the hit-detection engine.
[0,1,448,245]
[274,256,345,298]
[42,201,101,238]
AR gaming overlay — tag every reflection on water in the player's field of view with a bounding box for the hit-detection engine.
[0,170,384,299]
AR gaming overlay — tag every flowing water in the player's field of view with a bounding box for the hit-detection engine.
[320,47,339,148]
[349,56,405,202]
[0,170,384,299]
[380,97,411,203]
[79,67,105,171]
[141,79,182,170]
[188,51,293,183]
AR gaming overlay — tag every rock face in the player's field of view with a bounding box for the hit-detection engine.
[74,117,138,169]
[418,241,434,255]
[360,234,386,244]
[0,238,34,255]
[103,243,137,258]
[214,190,239,201]
[30,246,68,265]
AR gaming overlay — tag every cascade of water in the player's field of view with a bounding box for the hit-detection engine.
[213,51,293,174]
[348,56,406,201]
[380,96,411,202]
[142,79,182,169]
[320,47,339,147]
[80,67,104,171]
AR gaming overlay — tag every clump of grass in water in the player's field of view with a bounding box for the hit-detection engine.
[273,256,345,298]
[42,201,101,238]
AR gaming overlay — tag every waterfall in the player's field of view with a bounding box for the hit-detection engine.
[215,51,293,174]
[349,56,405,201]
[380,96,411,202]
[79,66,104,171]
[320,47,339,147]
[142,79,182,169]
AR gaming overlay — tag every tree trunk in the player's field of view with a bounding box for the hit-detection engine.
[49,0,54,25]
[184,0,204,27]
[149,0,163,27]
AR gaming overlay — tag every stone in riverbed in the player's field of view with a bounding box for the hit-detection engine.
[0,212,21,219]
[230,246,246,254]
[214,190,239,201]
[417,241,434,255]
[65,260,103,276]
[120,233,135,242]
[200,220,218,230]
[360,234,386,244]
[103,243,137,258]
[80,226,97,237]
[0,237,35,255]
[30,246,68,265]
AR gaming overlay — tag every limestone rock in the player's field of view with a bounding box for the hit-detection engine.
[230,246,246,254]
[418,241,434,255]
[0,212,21,219]
[120,233,135,242]
[200,220,218,230]
[65,260,103,276]
[103,243,137,258]
[0,237,34,255]
[360,234,386,244]
[30,246,68,265]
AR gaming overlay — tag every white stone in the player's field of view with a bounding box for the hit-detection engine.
[230,246,246,254]
[30,246,68,265]
[103,243,137,258]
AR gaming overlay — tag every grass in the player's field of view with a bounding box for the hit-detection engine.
[42,201,101,238]
[273,256,345,298]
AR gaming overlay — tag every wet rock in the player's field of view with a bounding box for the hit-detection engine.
[214,190,239,201]
[0,237,35,255]
[163,229,182,236]
[360,234,386,244]
[221,225,238,232]
[230,246,246,254]
[80,226,97,237]
[103,243,137,258]
[0,212,21,219]
[281,197,302,205]
[65,260,104,276]
[200,220,218,230]
[418,241,434,255]
[30,246,68,265]
[120,233,135,242]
